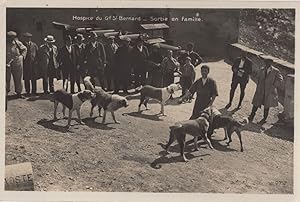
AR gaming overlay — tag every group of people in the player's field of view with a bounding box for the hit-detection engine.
[179,50,283,124]
[6,29,283,123]
[6,30,204,98]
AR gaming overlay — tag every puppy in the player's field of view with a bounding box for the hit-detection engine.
[138,83,181,115]
[210,115,249,152]
[53,89,95,128]
[84,76,129,124]
[165,107,215,162]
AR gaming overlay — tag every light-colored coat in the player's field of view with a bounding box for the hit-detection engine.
[252,66,283,108]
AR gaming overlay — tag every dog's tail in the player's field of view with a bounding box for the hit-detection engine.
[83,76,95,92]
[134,85,144,94]
[236,117,249,127]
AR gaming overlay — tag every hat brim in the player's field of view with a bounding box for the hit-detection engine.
[44,38,56,43]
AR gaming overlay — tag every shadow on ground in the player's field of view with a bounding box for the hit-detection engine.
[123,111,163,121]
[37,118,71,133]
[150,149,210,169]
[82,117,116,130]
[26,94,53,102]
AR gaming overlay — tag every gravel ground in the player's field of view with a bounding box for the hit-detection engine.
[5,59,293,193]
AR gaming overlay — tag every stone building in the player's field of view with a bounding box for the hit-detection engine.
[7,8,240,57]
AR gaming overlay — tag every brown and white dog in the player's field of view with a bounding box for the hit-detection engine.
[138,84,181,115]
[165,106,216,162]
[84,76,129,124]
[53,89,95,128]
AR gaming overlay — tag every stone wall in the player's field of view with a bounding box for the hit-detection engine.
[227,43,294,120]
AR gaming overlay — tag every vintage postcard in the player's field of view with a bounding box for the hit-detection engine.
[0,1,298,202]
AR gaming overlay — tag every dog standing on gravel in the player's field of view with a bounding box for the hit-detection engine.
[53,89,95,128]
[165,106,216,162]
[138,83,181,116]
[209,114,249,152]
[84,76,129,124]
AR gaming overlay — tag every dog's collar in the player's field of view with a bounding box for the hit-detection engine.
[166,87,173,94]
[75,93,85,103]
[200,111,210,122]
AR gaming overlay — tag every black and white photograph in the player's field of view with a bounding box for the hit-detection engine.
[2,2,296,199]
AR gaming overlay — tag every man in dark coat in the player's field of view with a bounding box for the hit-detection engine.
[58,35,79,93]
[73,34,86,88]
[148,44,163,87]
[178,42,203,69]
[36,35,59,94]
[225,51,252,109]
[104,36,119,91]
[22,32,39,96]
[179,65,218,120]
[113,37,132,94]
[82,31,107,88]
[131,37,149,88]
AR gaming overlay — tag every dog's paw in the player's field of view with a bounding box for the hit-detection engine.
[79,121,85,125]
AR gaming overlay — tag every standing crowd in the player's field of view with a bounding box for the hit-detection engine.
[6,31,202,96]
[6,29,283,124]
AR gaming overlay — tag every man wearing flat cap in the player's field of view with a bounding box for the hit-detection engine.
[22,32,39,96]
[104,35,119,91]
[82,31,107,87]
[131,36,149,89]
[36,35,59,94]
[248,58,283,123]
[57,35,80,93]
[6,31,27,99]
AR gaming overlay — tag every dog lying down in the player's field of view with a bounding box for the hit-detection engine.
[84,76,129,124]
[138,83,181,116]
[53,89,95,128]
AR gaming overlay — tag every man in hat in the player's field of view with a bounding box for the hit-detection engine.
[58,35,79,93]
[73,33,86,84]
[22,32,39,96]
[104,36,119,91]
[36,35,59,94]
[113,37,132,94]
[82,31,106,88]
[148,43,163,87]
[178,42,203,69]
[225,51,252,109]
[131,36,149,88]
[161,50,180,87]
[6,31,27,99]
[248,58,283,123]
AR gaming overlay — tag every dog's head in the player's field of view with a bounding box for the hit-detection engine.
[166,83,182,94]
[111,95,129,109]
[78,90,96,102]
